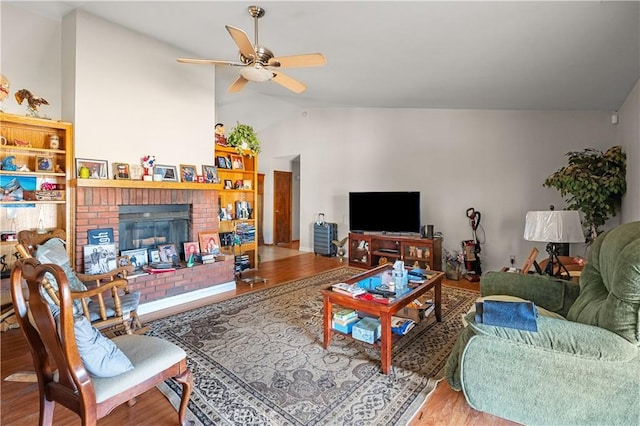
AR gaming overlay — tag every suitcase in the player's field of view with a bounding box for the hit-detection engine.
[314,222,337,256]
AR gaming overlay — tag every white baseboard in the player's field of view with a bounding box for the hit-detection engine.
[137,280,236,316]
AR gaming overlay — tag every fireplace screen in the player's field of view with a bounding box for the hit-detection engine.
[119,204,190,258]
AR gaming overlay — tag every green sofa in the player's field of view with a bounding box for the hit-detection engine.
[445,221,640,425]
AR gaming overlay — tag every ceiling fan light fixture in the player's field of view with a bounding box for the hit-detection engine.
[240,65,273,82]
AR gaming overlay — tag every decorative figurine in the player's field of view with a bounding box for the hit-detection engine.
[215,123,228,146]
[331,237,348,262]
[1,155,17,171]
[14,89,49,118]
[0,74,9,112]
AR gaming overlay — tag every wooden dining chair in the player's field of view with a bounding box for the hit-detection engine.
[16,229,142,335]
[10,258,193,425]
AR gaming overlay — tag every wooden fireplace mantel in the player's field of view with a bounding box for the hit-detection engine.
[74,178,222,191]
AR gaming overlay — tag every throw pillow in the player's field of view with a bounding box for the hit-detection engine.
[68,314,134,377]
[34,238,90,314]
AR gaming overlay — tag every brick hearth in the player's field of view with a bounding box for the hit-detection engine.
[75,187,235,305]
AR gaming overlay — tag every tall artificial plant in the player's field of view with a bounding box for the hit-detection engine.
[226,122,261,157]
[544,145,626,243]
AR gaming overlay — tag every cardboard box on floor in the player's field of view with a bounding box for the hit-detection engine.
[395,295,434,323]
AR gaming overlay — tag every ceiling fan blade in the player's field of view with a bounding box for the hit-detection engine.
[225,25,256,60]
[178,58,245,67]
[268,53,326,68]
[271,71,306,93]
[228,75,249,93]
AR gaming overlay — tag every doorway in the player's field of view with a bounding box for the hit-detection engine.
[273,170,292,245]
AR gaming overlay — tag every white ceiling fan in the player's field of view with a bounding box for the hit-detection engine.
[178,5,326,93]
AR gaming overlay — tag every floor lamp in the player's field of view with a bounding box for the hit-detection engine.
[523,208,584,280]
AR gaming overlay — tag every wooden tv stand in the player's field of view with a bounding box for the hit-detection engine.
[348,232,442,271]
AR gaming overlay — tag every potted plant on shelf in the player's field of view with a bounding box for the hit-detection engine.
[226,122,261,157]
[544,145,626,243]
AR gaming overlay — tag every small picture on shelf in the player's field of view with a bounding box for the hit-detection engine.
[154,164,178,182]
[179,164,197,182]
[224,179,233,189]
[202,165,220,183]
[198,231,221,255]
[158,243,179,264]
[76,158,108,179]
[197,175,204,183]
[84,244,117,275]
[234,180,243,189]
[117,255,131,267]
[183,241,200,261]
[216,156,231,169]
[243,180,252,190]
[36,156,54,172]
[113,162,131,180]
[149,249,161,263]
[230,154,244,170]
[121,248,148,271]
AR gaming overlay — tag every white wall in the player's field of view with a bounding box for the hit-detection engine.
[259,108,618,272]
[62,10,215,167]
[1,4,62,118]
[618,80,640,223]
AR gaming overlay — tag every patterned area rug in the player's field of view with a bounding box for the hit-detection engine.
[151,267,477,425]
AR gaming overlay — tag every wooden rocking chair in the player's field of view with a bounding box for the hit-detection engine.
[16,229,142,335]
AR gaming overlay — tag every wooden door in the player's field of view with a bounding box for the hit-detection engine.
[273,170,292,245]
[257,173,265,245]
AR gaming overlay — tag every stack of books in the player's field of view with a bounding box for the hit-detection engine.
[332,282,367,298]
[332,308,359,334]
[234,254,251,273]
[236,222,256,243]
[194,252,216,264]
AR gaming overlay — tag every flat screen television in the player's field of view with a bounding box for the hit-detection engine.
[349,191,421,234]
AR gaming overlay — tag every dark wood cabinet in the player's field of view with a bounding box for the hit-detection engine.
[348,233,442,271]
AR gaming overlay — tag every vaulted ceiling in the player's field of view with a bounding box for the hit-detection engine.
[9,1,640,111]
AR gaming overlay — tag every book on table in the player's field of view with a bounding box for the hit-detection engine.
[390,316,416,335]
[333,308,358,320]
[332,282,367,298]
[333,314,359,326]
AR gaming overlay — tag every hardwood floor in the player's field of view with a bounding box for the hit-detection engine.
[1,246,516,425]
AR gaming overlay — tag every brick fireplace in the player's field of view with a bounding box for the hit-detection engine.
[74,186,235,309]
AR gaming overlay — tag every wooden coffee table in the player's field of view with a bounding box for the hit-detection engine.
[321,264,443,374]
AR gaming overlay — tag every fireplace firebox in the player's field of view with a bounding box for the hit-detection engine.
[119,204,190,258]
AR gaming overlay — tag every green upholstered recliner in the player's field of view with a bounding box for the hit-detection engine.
[445,221,640,425]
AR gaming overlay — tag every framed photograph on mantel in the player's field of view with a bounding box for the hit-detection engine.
[154,164,178,182]
[179,164,197,182]
[76,158,108,179]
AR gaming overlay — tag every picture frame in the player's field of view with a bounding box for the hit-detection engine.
[84,244,117,275]
[120,248,148,271]
[180,164,197,182]
[198,231,221,255]
[224,179,233,190]
[76,158,108,179]
[202,165,220,183]
[158,243,179,264]
[230,154,244,170]
[113,162,131,180]
[154,164,178,182]
[183,241,200,260]
[197,175,204,183]
[216,156,231,169]
[117,255,131,267]
[243,179,252,190]
[36,155,54,172]
[149,249,161,263]
[234,179,243,189]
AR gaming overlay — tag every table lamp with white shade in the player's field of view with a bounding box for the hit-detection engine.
[524,207,584,279]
